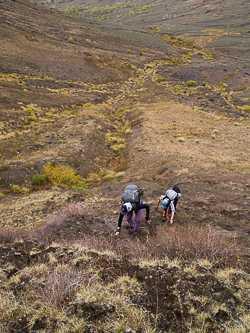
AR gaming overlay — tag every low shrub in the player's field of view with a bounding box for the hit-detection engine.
[157,165,168,175]
[156,76,164,83]
[27,115,37,121]
[121,224,238,263]
[43,163,82,186]
[34,202,87,244]
[187,80,197,87]
[116,173,125,181]
[12,184,20,193]
[242,105,250,113]
[71,180,90,190]
[24,107,35,113]
[32,174,47,186]
[40,266,85,307]
[0,227,27,244]
[127,49,131,54]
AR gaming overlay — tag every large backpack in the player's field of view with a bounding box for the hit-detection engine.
[165,189,178,201]
[121,185,143,204]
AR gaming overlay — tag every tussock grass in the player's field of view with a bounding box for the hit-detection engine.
[34,202,88,244]
[0,227,28,244]
[121,224,238,262]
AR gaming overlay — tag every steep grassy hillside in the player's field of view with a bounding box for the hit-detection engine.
[0,0,250,332]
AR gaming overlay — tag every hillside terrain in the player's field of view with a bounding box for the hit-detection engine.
[0,0,250,332]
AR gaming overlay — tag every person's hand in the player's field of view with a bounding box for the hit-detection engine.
[170,218,174,224]
[115,231,120,236]
[146,219,151,225]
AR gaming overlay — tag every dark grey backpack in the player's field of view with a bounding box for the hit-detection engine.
[121,185,143,204]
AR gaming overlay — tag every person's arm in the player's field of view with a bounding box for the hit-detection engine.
[115,213,124,235]
[170,201,175,224]
[170,210,175,224]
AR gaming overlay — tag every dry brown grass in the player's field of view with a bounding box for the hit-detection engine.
[128,101,250,177]
[0,227,28,244]
[216,202,238,211]
[34,202,89,245]
[120,224,238,262]
[40,266,86,307]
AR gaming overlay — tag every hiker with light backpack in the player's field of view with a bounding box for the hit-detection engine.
[158,186,181,224]
[115,184,151,236]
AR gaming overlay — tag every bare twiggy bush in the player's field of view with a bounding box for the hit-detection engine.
[40,266,85,307]
[118,225,238,262]
[191,195,209,204]
[216,202,238,211]
[76,234,117,255]
[34,202,89,245]
[0,227,28,244]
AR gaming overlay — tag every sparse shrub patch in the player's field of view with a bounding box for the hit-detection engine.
[32,174,47,186]
[187,80,197,87]
[43,163,82,186]
[156,76,164,83]
[116,172,125,181]
[11,184,20,193]
[27,115,37,121]
[0,226,27,244]
[242,105,250,113]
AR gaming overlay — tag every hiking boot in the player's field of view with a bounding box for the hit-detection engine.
[125,224,133,229]
[134,229,139,235]
[162,211,166,218]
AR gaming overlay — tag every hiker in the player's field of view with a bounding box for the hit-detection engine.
[115,184,151,236]
[159,186,181,224]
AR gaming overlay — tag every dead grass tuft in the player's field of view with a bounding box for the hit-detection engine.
[34,202,88,245]
[40,266,85,307]
[119,224,238,263]
[216,202,238,211]
[191,195,209,204]
[0,227,28,244]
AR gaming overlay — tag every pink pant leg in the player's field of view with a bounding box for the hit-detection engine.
[134,208,143,231]
[126,210,134,227]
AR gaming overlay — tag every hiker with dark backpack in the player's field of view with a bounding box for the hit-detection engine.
[115,185,151,236]
[158,186,181,224]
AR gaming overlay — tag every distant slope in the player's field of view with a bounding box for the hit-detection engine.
[0,0,172,84]
[36,0,250,66]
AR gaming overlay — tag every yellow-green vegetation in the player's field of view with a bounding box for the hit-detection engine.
[242,105,250,113]
[187,80,197,87]
[116,172,125,181]
[43,162,82,186]
[155,76,164,83]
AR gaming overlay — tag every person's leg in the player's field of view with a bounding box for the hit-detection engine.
[134,208,143,231]
[166,203,171,218]
[126,210,134,227]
